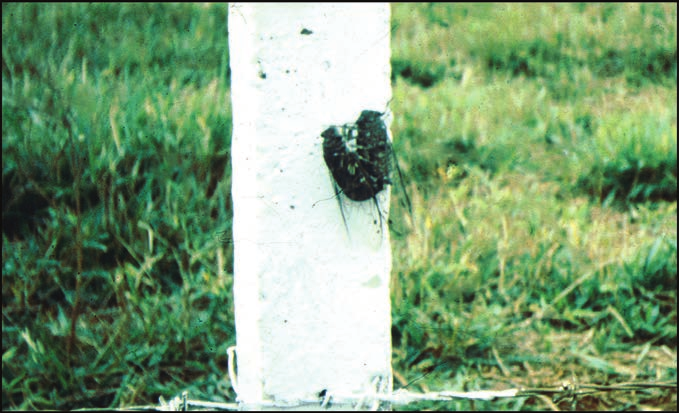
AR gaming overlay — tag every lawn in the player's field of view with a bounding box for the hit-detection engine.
[2,3,676,410]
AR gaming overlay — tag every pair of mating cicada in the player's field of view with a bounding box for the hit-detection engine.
[321,110,410,235]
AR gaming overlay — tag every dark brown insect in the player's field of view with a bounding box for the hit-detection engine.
[322,110,393,201]
[321,110,414,237]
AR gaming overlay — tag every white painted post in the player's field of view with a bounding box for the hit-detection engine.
[228,3,393,409]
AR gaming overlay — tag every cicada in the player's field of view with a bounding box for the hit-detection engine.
[321,110,410,236]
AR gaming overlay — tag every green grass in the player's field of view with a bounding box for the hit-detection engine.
[2,3,677,410]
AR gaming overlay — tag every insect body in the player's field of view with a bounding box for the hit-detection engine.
[321,110,398,237]
[322,110,393,201]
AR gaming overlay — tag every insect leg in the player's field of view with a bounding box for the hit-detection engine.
[371,195,386,238]
[331,177,351,239]
[391,149,413,218]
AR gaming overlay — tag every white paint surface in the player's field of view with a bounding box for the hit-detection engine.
[228,3,393,409]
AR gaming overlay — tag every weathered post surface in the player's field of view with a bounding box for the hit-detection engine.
[228,3,393,409]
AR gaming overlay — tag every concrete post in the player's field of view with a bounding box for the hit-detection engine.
[228,3,393,408]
